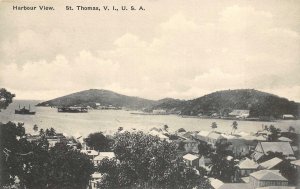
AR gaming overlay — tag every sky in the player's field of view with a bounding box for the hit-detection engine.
[0,0,300,101]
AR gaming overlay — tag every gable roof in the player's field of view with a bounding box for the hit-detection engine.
[259,157,282,169]
[291,159,300,166]
[197,131,210,137]
[250,170,287,181]
[209,178,224,189]
[208,132,225,140]
[259,142,294,156]
[183,153,199,161]
[94,152,115,161]
[238,158,259,169]
[218,183,251,189]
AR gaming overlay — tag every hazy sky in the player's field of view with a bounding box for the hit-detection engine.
[0,0,299,101]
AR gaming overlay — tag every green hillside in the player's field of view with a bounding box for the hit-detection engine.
[155,89,300,118]
[36,89,155,109]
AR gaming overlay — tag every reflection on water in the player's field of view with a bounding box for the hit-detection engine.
[1,100,299,137]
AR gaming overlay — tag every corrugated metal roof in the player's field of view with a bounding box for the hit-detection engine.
[238,157,259,169]
[250,170,287,181]
[260,142,294,156]
[259,157,282,169]
[183,153,199,161]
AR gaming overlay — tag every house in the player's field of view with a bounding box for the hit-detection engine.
[196,130,210,142]
[206,132,226,147]
[89,172,102,189]
[229,110,250,119]
[249,170,288,188]
[252,142,295,161]
[238,158,259,177]
[182,139,199,153]
[259,157,282,170]
[93,152,115,166]
[152,109,167,114]
[218,183,251,189]
[227,138,250,156]
[282,114,295,120]
[182,153,199,168]
[80,149,99,160]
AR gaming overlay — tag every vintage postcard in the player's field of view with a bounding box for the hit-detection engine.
[0,0,299,188]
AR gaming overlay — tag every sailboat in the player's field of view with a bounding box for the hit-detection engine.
[15,104,36,115]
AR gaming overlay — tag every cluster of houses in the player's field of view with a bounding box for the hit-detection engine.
[165,128,299,189]
[26,124,298,189]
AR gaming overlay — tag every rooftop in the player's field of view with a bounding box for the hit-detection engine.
[260,142,294,156]
[197,131,210,137]
[238,158,259,169]
[94,152,115,161]
[259,157,282,169]
[183,153,199,161]
[218,183,251,189]
[291,159,300,166]
[250,170,287,181]
[209,178,224,189]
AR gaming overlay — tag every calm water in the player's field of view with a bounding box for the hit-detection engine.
[1,100,299,137]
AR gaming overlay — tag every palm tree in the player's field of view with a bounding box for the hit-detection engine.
[33,124,38,132]
[211,122,217,131]
[231,121,238,134]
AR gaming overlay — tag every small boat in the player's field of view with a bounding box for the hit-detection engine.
[15,105,36,115]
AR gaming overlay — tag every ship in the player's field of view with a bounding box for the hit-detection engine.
[57,106,88,113]
[15,105,36,115]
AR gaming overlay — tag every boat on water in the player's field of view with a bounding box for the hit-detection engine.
[57,106,88,113]
[15,105,36,115]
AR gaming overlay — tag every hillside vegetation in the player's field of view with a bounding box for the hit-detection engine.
[37,89,299,118]
[36,89,156,109]
[158,89,300,118]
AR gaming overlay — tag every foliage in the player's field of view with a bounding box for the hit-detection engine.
[1,122,94,189]
[198,142,212,157]
[0,88,15,111]
[288,126,295,133]
[177,128,186,133]
[267,125,281,141]
[45,127,56,136]
[0,122,26,187]
[33,124,39,132]
[208,141,236,182]
[97,131,210,189]
[84,132,112,151]
[231,121,238,134]
[211,122,217,130]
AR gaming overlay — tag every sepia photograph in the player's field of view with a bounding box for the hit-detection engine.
[0,0,299,188]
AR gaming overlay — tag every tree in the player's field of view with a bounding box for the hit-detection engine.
[177,128,186,133]
[208,141,236,182]
[163,124,169,132]
[97,131,210,189]
[231,121,238,134]
[288,126,295,133]
[268,125,281,141]
[33,124,39,132]
[39,128,45,136]
[84,132,112,151]
[211,122,217,131]
[198,142,212,157]
[0,122,26,187]
[0,88,15,111]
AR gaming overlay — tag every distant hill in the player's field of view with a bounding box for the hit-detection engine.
[153,89,300,118]
[37,89,299,118]
[36,89,156,110]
